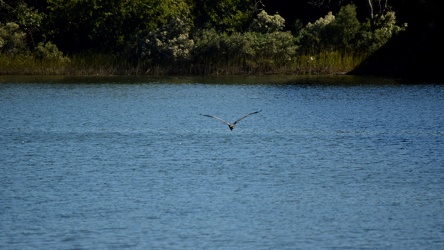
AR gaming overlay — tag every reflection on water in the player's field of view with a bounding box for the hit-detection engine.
[1,76,443,249]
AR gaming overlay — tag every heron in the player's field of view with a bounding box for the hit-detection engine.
[200,110,262,131]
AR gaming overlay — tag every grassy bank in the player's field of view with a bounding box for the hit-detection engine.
[0,52,367,76]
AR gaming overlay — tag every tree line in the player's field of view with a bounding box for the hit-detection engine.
[0,0,407,74]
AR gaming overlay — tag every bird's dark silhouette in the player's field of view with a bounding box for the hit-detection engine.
[200,110,262,130]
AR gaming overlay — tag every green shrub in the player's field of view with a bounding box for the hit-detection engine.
[191,29,244,73]
[356,11,406,53]
[327,4,361,51]
[0,22,27,56]
[298,12,335,51]
[249,10,285,33]
[298,4,406,54]
[192,28,297,73]
[34,41,70,63]
[243,31,297,69]
[139,17,194,62]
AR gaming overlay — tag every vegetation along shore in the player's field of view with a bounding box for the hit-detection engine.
[1,0,440,76]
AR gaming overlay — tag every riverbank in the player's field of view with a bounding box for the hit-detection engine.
[0,52,365,76]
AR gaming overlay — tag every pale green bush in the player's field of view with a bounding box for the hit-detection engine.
[356,11,407,53]
[298,4,406,54]
[243,31,297,68]
[34,41,70,63]
[250,10,285,33]
[298,12,335,50]
[140,17,194,62]
[0,22,27,56]
[193,28,297,72]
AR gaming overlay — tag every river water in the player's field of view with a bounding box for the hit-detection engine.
[1,75,443,249]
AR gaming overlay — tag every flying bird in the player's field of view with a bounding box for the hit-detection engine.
[200,110,262,131]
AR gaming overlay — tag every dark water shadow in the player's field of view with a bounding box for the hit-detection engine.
[0,74,425,86]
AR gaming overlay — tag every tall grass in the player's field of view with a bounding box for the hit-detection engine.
[0,51,367,75]
[0,54,68,75]
[67,53,126,75]
[188,51,366,75]
[292,51,367,75]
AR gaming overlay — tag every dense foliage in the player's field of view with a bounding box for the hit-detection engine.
[0,0,408,74]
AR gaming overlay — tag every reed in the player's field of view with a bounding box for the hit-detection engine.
[0,51,367,75]
[66,53,125,75]
[291,51,366,75]
[0,54,69,75]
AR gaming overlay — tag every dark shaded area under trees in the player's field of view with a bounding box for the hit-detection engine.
[263,0,443,79]
[0,0,441,78]
[349,0,443,80]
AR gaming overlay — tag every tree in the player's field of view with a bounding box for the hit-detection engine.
[34,41,70,63]
[328,4,361,51]
[298,11,335,51]
[46,0,192,53]
[0,0,44,48]
[356,10,406,53]
[138,17,194,63]
[298,3,402,53]
[249,10,285,33]
[308,0,391,31]
[362,0,389,31]
[192,0,260,32]
[0,22,27,56]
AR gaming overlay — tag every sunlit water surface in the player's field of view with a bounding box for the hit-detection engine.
[1,75,444,249]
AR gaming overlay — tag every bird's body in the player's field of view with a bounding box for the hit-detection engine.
[200,110,262,130]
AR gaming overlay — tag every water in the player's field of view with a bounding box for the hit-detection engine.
[1,75,444,249]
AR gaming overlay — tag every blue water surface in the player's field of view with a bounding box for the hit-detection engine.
[1,75,444,249]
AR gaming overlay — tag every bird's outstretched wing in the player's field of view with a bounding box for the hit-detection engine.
[200,114,232,125]
[233,110,262,125]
